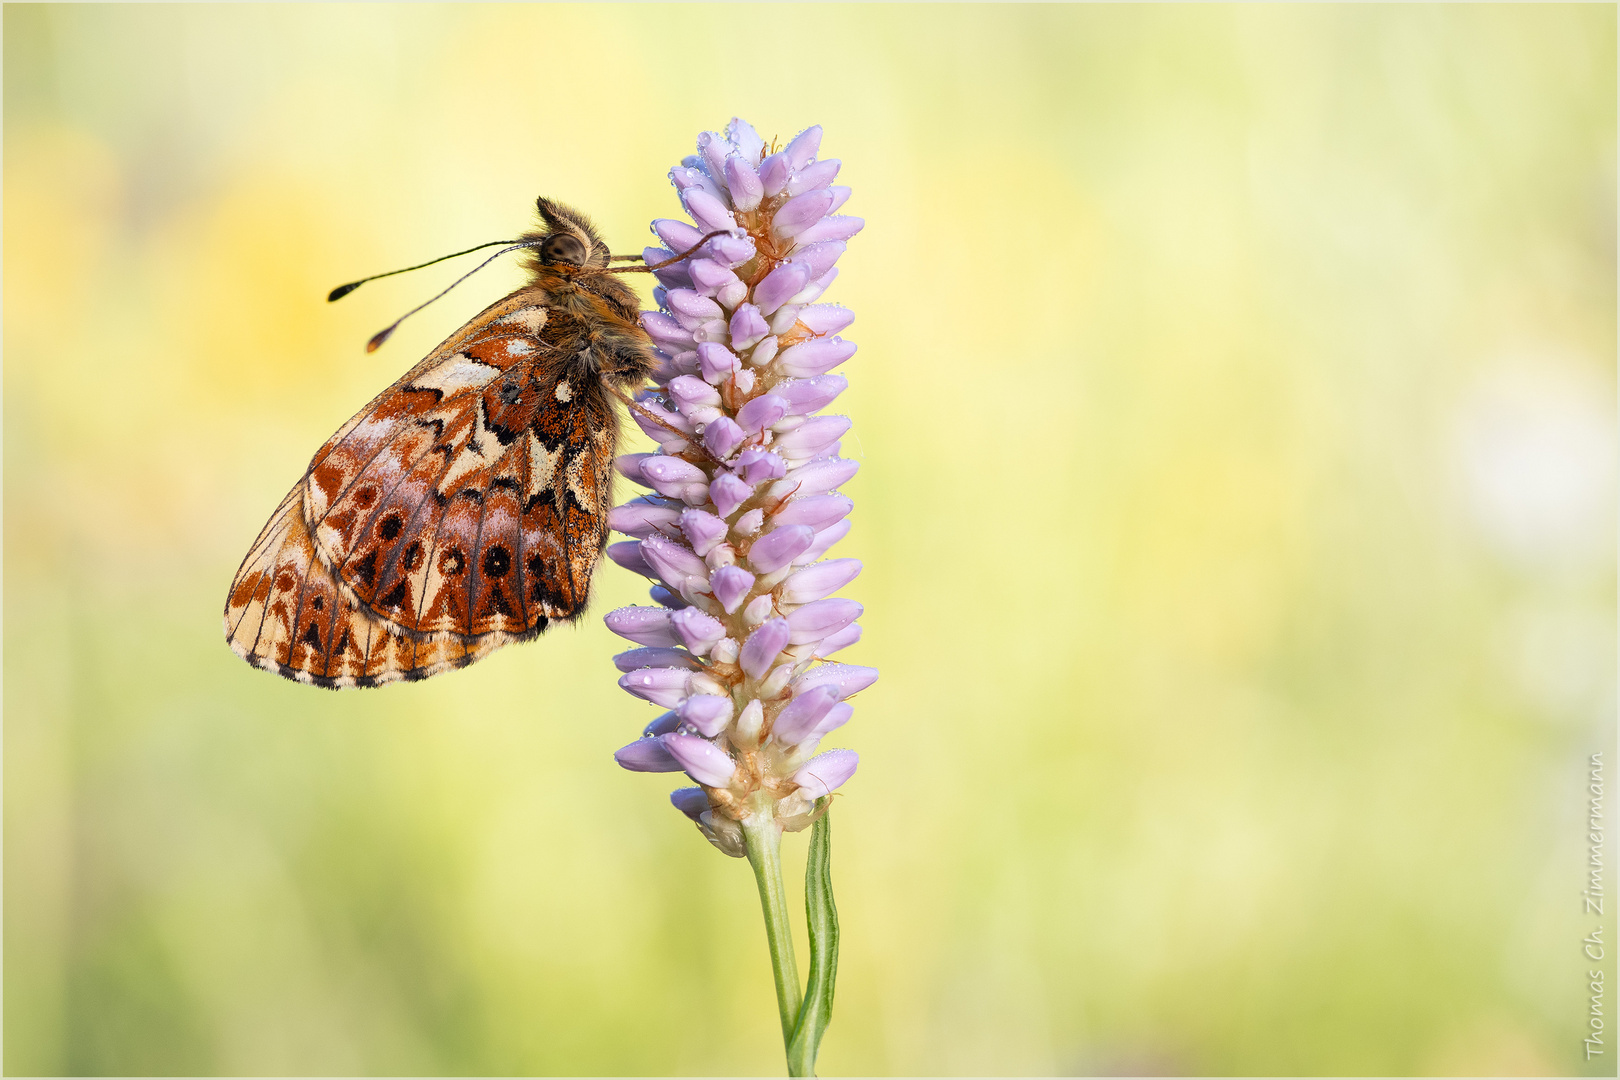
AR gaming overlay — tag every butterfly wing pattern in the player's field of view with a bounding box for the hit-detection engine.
[224,199,654,688]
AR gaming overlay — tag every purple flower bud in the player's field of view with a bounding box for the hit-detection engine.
[614,647,700,673]
[791,662,879,698]
[649,585,688,610]
[640,455,710,502]
[785,125,823,169]
[670,786,710,820]
[644,710,681,737]
[754,262,811,316]
[730,303,769,349]
[783,456,859,496]
[707,234,756,266]
[671,165,727,206]
[641,311,695,350]
[688,259,740,294]
[793,749,857,799]
[827,186,852,214]
[740,617,792,680]
[815,623,861,657]
[796,518,852,564]
[774,415,852,460]
[787,159,841,196]
[798,305,855,336]
[734,508,765,535]
[814,702,853,736]
[697,131,732,184]
[727,117,764,161]
[619,666,692,708]
[759,151,792,196]
[697,341,742,384]
[744,594,776,625]
[736,448,787,485]
[748,525,814,574]
[607,540,657,578]
[786,241,845,281]
[725,156,764,211]
[773,685,842,744]
[774,336,857,378]
[607,496,682,538]
[668,375,721,413]
[785,598,861,645]
[793,268,838,306]
[663,734,737,787]
[677,693,734,737]
[708,471,753,517]
[772,189,836,242]
[774,493,853,531]
[779,559,863,604]
[670,607,726,656]
[654,218,705,251]
[793,215,864,246]
[677,509,726,557]
[641,533,710,591]
[605,606,681,647]
[772,375,846,416]
[751,336,780,367]
[703,416,747,460]
[717,280,748,309]
[666,289,722,321]
[615,736,684,772]
[709,564,756,614]
[737,394,789,434]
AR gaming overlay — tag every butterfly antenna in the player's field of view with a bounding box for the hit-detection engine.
[363,240,543,352]
[327,239,530,302]
[604,229,735,275]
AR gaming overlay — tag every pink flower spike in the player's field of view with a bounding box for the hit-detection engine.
[792,749,858,799]
[663,734,738,787]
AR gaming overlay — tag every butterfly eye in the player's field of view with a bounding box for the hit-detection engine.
[539,233,589,267]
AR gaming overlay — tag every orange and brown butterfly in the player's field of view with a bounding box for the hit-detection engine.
[224,198,686,688]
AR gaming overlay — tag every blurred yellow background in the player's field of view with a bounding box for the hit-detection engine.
[5,4,1614,1075]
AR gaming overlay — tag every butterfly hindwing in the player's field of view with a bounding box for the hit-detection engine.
[223,488,502,687]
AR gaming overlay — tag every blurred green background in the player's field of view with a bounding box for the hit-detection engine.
[5,4,1615,1075]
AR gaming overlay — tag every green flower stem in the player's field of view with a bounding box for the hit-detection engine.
[742,808,804,1067]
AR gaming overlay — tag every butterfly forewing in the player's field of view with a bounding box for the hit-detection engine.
[226,291,620,685]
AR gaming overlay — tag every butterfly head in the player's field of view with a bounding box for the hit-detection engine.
[533,197,613,271]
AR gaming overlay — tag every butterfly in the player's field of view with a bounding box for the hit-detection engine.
[224,198,687,688]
